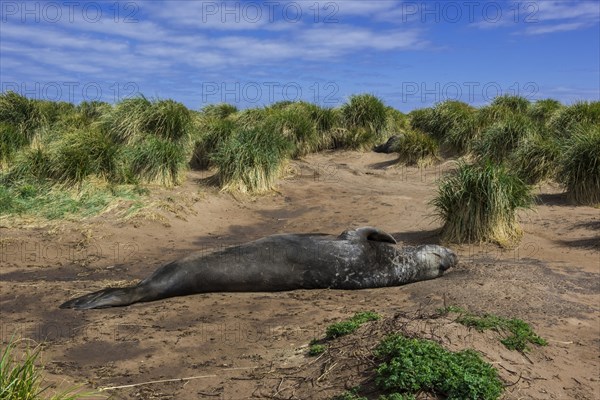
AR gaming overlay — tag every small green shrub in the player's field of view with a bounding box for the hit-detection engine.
[308,343,326,356]
[558,124,600,206]
[374,335,503,400]
[211,126,293,193]
[392,130,439,167]
[431,160,534,245]
[325,311,380,339]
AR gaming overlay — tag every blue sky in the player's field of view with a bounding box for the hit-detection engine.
[1,0,598,111]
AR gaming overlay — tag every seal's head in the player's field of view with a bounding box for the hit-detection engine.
[413,245,458,280]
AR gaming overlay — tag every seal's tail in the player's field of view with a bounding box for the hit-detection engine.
[60,286,142,309]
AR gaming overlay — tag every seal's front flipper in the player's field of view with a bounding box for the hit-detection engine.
[339,226,397,244]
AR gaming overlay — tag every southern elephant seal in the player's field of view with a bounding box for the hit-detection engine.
[60,227,457,309]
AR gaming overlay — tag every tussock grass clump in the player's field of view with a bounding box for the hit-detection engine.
[77,101,111,122]
[212,126,293,193]
[0,337,94,399]
[264,103,327,158]
[100,96,152,144]
[474,114,536,163]
[0,91,40,136]
[127,136,190,186]
[549,101,600,137]
[510,134,562,185]
[430,100,478,153]
[1,146,53,184]
[49,127,122,184]
[431,161,534,246]
[475,95,531,134]
[191,117,237,169]
[392,130,439,167]
[101,97,193,143]
[527,98,563,125]
[231,107,270,130]
[490,94,530,114]
[342,94,387,132]
[142,99,193,141]
[408,107,437,135]
[200,103,238,119]
[383,106,408,135]
[0,122,29,166]
[338,94,387,149]
[558,124,600,206]
[375,335,503,400]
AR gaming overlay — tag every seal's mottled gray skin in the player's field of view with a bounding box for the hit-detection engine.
[60,227,457,309]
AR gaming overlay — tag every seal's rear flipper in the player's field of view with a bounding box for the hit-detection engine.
[339,227,397,244]
[60,286,140,309]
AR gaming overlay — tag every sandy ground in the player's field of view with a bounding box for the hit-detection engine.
[0,151,598,399]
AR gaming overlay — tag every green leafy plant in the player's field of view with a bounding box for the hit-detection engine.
[308,343,326,356]
[374,335,503,400]
[439,306,547,352]
[325,311,381,339]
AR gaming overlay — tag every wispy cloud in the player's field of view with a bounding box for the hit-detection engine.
[471,0,599,35]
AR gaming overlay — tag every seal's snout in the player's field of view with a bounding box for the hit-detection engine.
[440,249,458,271]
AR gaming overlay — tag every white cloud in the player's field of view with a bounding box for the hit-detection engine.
[524,21,590,35]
